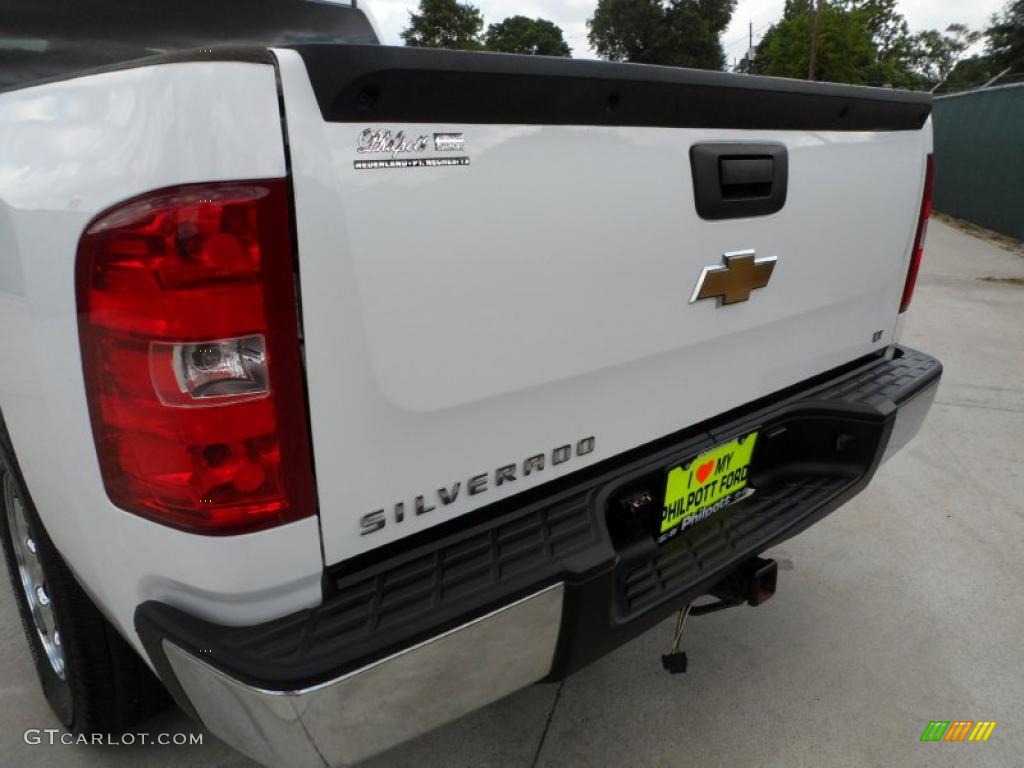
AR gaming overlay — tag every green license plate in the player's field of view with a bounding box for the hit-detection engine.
[659,431,759,543]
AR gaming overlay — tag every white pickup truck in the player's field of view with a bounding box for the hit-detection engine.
[0,1,941,765]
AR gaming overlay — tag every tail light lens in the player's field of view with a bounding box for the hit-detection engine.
[900,154,934,313]
[76,180,316,534]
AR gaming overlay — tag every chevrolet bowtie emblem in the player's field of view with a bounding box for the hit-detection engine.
[690,250,777,305]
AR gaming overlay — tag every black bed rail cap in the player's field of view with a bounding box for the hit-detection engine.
[289,43,932,132]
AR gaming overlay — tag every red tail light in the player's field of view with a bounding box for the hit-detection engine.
[900,154,934,313]
[76,180,316,534]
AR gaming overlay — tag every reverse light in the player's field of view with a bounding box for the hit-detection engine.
[900,154,934,313]
[150,335,269,406]
[76,180,316,534]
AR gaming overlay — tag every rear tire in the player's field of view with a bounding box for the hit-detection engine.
[0,418,169,734]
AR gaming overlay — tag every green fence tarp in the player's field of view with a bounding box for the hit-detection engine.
[932,84,1024,241]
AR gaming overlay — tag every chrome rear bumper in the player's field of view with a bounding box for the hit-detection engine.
[142,348,941,767]
[163,583,564,767]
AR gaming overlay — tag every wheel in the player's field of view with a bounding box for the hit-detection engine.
[0,418,169,734]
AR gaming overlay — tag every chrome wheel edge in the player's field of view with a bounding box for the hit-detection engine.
[3,471,65,679]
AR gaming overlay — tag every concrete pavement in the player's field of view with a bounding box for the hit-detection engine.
[1,218,1022,767]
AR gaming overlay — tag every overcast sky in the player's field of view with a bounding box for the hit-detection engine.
[365,0,1007,64]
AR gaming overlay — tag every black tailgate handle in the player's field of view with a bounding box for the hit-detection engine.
[690,143,788,220]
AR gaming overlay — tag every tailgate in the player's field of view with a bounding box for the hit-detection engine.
[272,46,932,566]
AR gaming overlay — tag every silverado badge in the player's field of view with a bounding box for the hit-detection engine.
[690,250,777,305]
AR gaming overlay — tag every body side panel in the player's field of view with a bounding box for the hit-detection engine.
[0,59,322,659]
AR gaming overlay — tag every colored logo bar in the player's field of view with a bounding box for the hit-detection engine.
[920,721,997,742]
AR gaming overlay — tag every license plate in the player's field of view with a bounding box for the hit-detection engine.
[659,432,759,542]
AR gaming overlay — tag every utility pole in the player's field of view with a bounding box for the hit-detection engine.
[808,0,823,81]
[743,20,753,71]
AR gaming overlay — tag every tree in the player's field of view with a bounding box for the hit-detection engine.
[986,0,1024,71]
[755,3,876,83]
[910,24,981,86]
[942,55,997,90]
[587,0,738,70]
[751,0,1001,90]
[783,0,815,19]
[839,0,920,86]
[936,1,1023,92]
[401,0,484,50]
[840,0,909,58]
[484,16,572,56]
[587,0,665,64]
[752,0,983,88]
